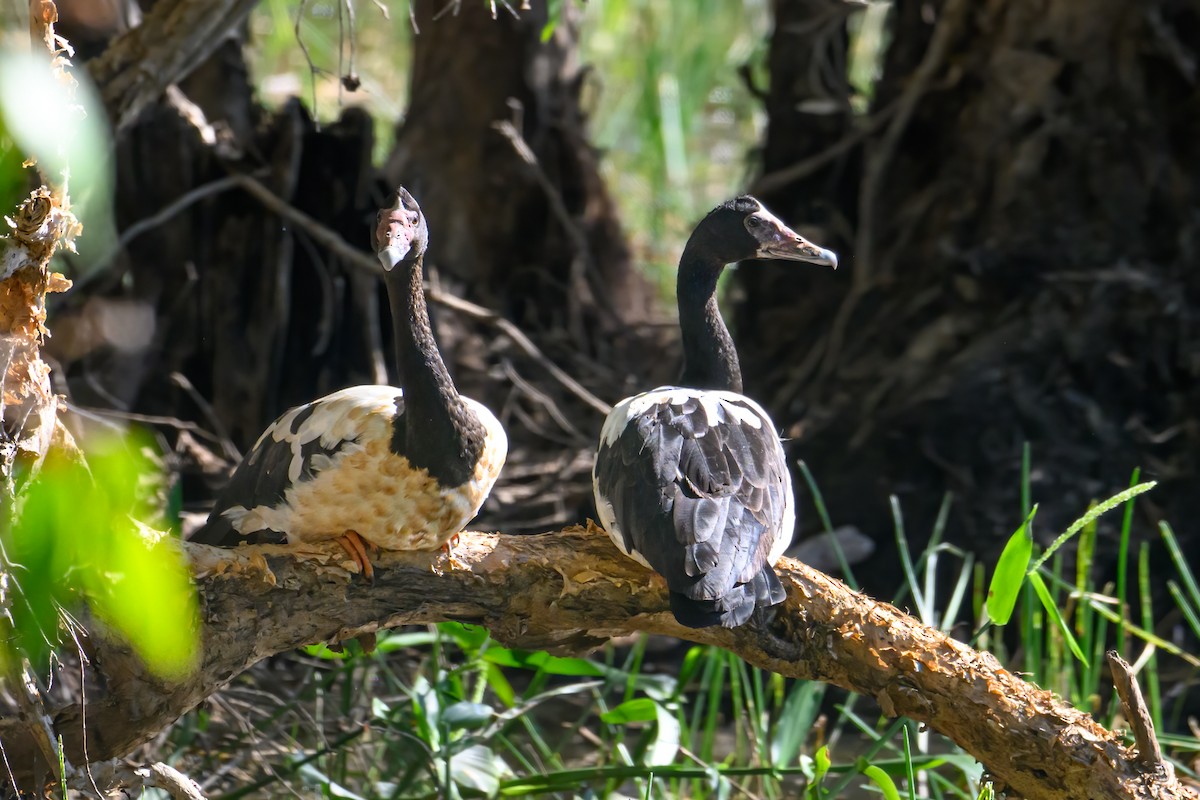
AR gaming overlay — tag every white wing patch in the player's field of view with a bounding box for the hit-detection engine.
[221,386,507,553]
[600,386,767,447]
[251,386,399,484]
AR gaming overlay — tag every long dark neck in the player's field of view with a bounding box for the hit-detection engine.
[677,247,743,393]
[386,255,484,486]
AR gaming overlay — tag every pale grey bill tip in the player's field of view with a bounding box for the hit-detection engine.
[378,244,409,271]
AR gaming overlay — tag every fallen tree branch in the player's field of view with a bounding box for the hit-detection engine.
[0,527,1192,800]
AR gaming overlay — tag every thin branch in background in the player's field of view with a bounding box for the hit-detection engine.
[294,0,321,120]
[854,0,969,289]
[492,116,616,341]
[341,0,359,93]
[169,372,242,463]
[228,172,613,416]
[500,359,587,444]
[809,0,970,390]
[75,174,249,291]
[749,99,898,198]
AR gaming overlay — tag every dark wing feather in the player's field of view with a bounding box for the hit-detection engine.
[595,393,791,628]
[191,392,403,546]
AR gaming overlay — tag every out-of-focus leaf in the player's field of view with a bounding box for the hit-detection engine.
[0,51,116,261]
[771,681,825,767]
[600,698,657,724]
[449,744,508,795]
[483,648,605,677]
[862,765,902,800]
[4,432,198,679]
[442,701,494,730]
[647,699,680,766]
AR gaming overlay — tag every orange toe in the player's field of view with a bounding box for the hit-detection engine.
[337,530,377,582]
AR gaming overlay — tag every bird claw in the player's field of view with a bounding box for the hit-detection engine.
[436,533,468,572]
[337,530,378,582]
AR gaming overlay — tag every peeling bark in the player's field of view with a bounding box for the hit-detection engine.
[0,526,1191,800]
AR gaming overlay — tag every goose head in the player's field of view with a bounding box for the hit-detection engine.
[374,186,430,271]
[688,195,838,269]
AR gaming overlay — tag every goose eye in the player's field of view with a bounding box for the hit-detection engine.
[746,216,762,229]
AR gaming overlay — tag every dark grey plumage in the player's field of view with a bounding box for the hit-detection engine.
[595,391,790,627]
[592,195,836,628]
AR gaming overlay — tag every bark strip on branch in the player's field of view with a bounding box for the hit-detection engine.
[0,527,1192,800]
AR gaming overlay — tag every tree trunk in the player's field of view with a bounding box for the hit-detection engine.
[385,0,652,339]
[737,0,1200,580]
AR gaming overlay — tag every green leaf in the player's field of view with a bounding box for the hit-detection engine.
[483,648,605,677]
[862,765,902,800]
[449,744,507,795]
[300,642,348,660]
[647,699,681,767]
[985,506,1037,624]
[484,663,515,708]
[806,745,832,799]
[1028,573,1086,664]
[374,632,439,652]
[4,433,198,678]
[601,697,658,724]
[442,701,493,730]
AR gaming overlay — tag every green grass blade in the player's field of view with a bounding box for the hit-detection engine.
[903,723,917,800]
[1167,581,1200,640]
[1116,467,1140,649]
[1030,482,1156,573]
[771,681,825,767]
[862,765,902,800]
[1160,522,1200,613]
[985,506,1037,625]
[798,460,859,590]
[1029,572,1086,664]
[1138,543,1162,733]
[890,495,927,621]
[1083,597,1200,666]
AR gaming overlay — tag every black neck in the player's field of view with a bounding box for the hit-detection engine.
[677,246,743,393]
[385,255,484,486]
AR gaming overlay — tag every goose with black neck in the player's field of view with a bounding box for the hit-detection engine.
[593,196,836,628]
[193,188,507,580]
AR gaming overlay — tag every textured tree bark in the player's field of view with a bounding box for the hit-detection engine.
[385,0,652,337]
[0,527,1192,799]
[84,0,260,132]
[736,0,1200,574]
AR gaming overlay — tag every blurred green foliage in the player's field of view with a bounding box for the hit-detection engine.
[1,432,199,680]
[0,111,24,215]
[0,49,115,268]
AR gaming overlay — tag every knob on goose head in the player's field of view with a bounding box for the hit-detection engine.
[375,187,430,270]
[686,195,838,268]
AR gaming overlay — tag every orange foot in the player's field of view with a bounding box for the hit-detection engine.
[337,530,379,582]
[439,532,467,571]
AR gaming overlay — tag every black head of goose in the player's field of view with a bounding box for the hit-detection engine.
[192,188,507,579]
[592,195,836,627]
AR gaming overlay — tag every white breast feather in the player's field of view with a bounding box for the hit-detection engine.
[224,387,506,552]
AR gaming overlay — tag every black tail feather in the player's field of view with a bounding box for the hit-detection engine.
[669,566,787,629]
